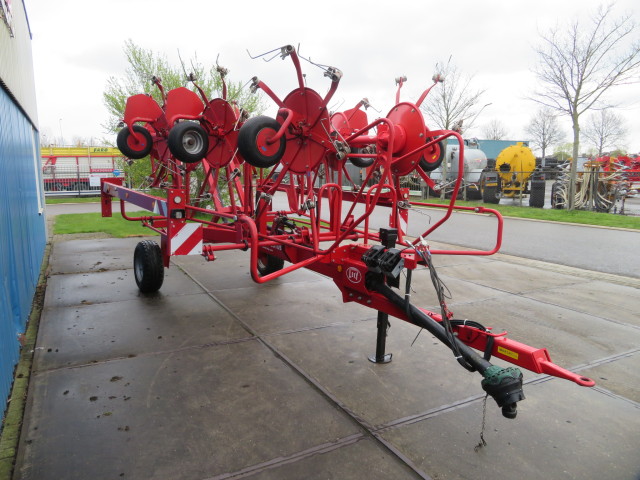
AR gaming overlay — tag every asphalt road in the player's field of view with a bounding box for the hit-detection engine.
[46,198,640,279]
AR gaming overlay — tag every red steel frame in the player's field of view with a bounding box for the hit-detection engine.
[102,45,595,392]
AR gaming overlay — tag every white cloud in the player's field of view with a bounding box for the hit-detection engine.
[26,0,640,153]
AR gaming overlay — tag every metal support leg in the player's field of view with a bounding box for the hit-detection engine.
[368,310,392,363]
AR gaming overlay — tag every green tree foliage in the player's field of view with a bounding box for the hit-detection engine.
[102,39,264,191]
[104,39,263,133]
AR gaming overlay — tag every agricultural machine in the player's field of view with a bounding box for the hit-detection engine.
[551,156,638,213]
[481,142,545,207]
[102,45,594,420]
[428,139,488,199]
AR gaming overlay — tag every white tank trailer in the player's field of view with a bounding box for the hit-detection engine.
[428,139,487,199]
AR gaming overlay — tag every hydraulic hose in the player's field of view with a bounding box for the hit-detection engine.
[368,276,525,419]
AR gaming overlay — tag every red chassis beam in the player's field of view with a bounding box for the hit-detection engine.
[300,242,595,388]
[100,178,594,388]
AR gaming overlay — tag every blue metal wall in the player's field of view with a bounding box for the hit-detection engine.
[0,86,46,421]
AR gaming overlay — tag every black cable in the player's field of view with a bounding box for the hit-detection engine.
[418,248,475,371]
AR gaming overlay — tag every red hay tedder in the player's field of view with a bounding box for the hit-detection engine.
[102,45,594,420]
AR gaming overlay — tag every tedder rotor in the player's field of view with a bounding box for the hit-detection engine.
[102,45,594,420]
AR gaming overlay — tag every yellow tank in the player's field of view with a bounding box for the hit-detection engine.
[495,142,536,197]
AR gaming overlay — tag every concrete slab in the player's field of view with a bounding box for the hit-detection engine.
[14,341,360,480]
[381,379,640,480]
[524,279,640,327]
[243,436,424,479]
[581,351,640,403]
[397,265,512,310]
[44,267,203,308]
[34,292,251,370]
[448,295,640,369]
[13,234,640,480]
[268,319,488,428]
[172,252,323,291]
[210,280,376,335]
[49,237,147,274]
[438,260,584,295]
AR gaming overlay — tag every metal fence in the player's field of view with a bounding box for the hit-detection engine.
[42,156,121,195]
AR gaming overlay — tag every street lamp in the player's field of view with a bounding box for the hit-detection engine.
[58,118,64,146]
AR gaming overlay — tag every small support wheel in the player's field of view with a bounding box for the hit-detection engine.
[350,147,375,168]
[134,240,164,293]
[117,125,153,159]
[238,116,286,169]
[168,122,209,163]
[257,251,285,276]
[419,138,446,172]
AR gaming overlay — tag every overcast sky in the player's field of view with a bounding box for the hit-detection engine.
[26,0,640,154]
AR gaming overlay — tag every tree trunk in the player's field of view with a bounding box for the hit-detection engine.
[568,114,580,210]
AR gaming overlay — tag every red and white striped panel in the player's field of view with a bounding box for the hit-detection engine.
[170,223,203,256]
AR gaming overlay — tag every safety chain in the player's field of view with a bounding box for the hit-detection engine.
[474,393,489,452]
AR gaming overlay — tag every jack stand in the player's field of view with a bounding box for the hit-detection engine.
[368,310,392,363]
[368,227,397,364]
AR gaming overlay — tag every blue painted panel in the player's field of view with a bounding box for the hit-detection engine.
[0,86,46,422]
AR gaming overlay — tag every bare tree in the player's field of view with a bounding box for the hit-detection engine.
[481,119,509,140]
[421,57,486,132]
[532,4,640,209]
[581,109,627,156]
[525,108,565,166]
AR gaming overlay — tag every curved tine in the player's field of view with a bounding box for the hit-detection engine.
[246,46,284,62]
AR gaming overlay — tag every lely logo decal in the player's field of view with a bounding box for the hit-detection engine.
[346,267,362,284]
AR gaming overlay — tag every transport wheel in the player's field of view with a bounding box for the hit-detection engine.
[134,240,164,293]
[418,139,446,172]
[257,251,285,276]
[117,125,153,159]
[350,156,375,168]
[350,147,375,168]
[237,116,286,169]
[168,122,209,163]
[528,180,546,208]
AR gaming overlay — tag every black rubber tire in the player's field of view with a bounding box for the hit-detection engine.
[551,182,563,209]
[419,139,446,172]
[528,181,545,208]
[117,125,153,159]
[134,240,164,293]
[237,116,286,168]
[466,185,483,200]
[257,251,285,276]
[480,172,500,204]
[482,186,499,204]
[350,155,375,168]
[168,122,209,163]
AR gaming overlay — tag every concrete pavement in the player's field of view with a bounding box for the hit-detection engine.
[11,221,640,479]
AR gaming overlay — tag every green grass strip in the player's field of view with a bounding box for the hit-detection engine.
[45,196,102,204]
[411,197,640,230]
[54,212,159,238]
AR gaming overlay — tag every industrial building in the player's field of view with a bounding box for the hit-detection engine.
[0,0,46,422]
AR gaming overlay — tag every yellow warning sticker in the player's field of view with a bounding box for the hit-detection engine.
[497,346,519,360]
